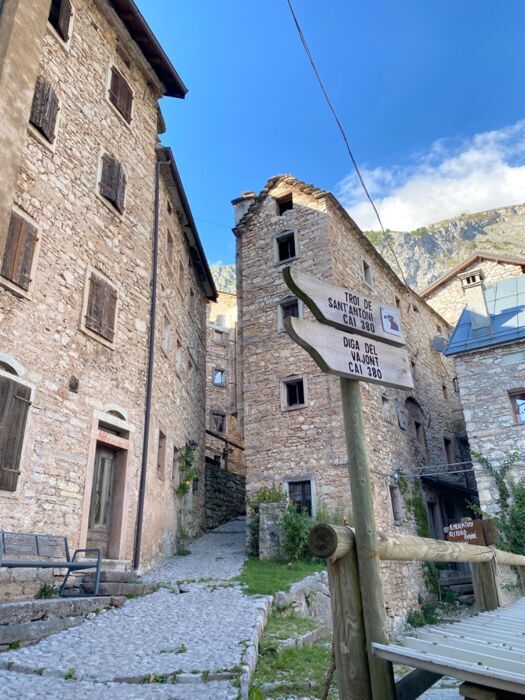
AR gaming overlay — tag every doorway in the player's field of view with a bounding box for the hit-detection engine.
[87,446,115,557]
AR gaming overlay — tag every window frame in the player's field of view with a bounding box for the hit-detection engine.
[96,151,127,216]
[362,259,373,289]
[210,411,227,434]
[280,375,308,412]
[47,0,74,49]
[106,64,134,126]
[275,193,294,216]
[0,208,41,299]
[277,295,302,331]
[157,428,167,481]
[80,267,119,349]
[213,368,226,387]
[273,230,298,265]
[509,390,525,425]
[285,476,315,516]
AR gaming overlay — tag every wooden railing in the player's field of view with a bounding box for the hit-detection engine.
[309,524,525,700]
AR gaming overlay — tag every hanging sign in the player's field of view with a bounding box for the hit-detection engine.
[445,519,485,546]
[284,317,414,390]
[283,266,405,346]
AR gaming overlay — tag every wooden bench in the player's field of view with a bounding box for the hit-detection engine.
[0,531,101,597]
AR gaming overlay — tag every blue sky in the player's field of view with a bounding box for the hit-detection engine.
[138,1,525,264]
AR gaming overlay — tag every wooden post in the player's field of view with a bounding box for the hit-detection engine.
[518,566,525,594]
[340,378,396,700]
[470,560,500,611]
[311,526,373,700]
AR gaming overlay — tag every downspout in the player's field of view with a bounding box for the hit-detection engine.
[133,158,161,570]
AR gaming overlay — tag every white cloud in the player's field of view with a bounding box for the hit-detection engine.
[336,121,525,231]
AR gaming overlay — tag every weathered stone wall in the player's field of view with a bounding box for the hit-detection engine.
[455,342,525,514]
[235,176,464,623]
[204,462,246,530]
[425,260,524,325]
[258,502,287,561]
[0,0,207,580]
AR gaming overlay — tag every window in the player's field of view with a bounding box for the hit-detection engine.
[99,153,126,213]
[278,297,300,330]
[395,296,401,309]
[414,421,425,450]
[0,374,31,492]
[276,193,293,215]
[175,340,182,373]
[389,485,403,524]
[1,212,38,291]
[213,329,226,346]
[108,67,133,123]
[85,272,117,342]
[362,259,373,288]
[179,260,185,290]
[213,369,225,386]
[157,430,166,479]
[510,391,525,424]
[412,303,419,313]
[211,412,226,434]
[166,230,174,265]
[172,445,179,486]
[48,0,72,42]
[453,377,460,393]
[382,396,392,423]
[282,377,306,409]
[29,77,59,143]
[167,201,173,216]
[162,317,171,356]
[444,437,454,465]
[436,324,442,334]
[288,480,312,516]
[442,383,448,400]
[275,231,296,263]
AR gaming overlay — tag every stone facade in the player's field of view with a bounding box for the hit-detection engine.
[454,342,525,514]
[234,175,470,629]
[423,255,525,325]
[204,462,246,530]
[205,290,245,475]
[0,0,215,596]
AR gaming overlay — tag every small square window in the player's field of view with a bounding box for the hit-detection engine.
[276,193,293,215]
[362,260,373,288]
[278,297,300,330]
[157,430,166,479]
[283,378,306,409]
[510,391,525,424]
[395,296,401,309]
[412,303,419,313]
[288,480,312,516]
[213,369,225,386]
[276,231,296,263]
[49,0,72,43]
[211,412,226,433]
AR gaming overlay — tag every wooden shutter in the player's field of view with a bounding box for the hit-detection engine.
[109,68,133,123]
[86,273,117,342]
[115,166,126,214]
[0,376,31,492]
[1,212,38,291]
[57,0,72,42]
[30,77,59,143]
[100,154,125,213]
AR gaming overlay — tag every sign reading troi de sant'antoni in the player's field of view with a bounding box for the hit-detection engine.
[283,266,405,346]
[284,317,414,390]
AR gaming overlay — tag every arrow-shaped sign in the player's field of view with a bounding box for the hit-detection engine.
[283,266,405,347]
[284,317,414,390]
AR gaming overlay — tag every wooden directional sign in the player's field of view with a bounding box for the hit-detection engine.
[283,266,405,347]
[445,519,485,546]
[284,317,414,390]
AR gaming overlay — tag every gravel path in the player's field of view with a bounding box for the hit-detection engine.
[0,517,270,699]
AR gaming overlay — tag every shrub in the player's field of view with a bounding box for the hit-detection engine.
[283,504,311,561]
[247,484,286,556]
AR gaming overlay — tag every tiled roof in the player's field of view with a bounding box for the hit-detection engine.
[445,274,525,356]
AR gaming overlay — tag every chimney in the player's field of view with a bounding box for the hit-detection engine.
[231,191,256,225]
[458,269,491,333]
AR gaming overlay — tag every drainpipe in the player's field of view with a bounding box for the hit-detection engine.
[133,158,161,570]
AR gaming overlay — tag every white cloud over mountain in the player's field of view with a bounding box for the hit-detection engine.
[336,121,525,231]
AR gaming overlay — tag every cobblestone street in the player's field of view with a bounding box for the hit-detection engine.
[0,518,269,699]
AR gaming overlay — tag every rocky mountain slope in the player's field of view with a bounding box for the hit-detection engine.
[210,203,525,295]
[365,202,525,291]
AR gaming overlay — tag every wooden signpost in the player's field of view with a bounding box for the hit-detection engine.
[282,266,413,700]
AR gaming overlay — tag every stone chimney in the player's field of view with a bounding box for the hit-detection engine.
[458,268,491,333]
[231,191,256,225]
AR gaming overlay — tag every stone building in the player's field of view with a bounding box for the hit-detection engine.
[0,0,216,596]
[204,290,246,529]
[233,175,475,629]
[421,252,525,326]
[445,272,525,514]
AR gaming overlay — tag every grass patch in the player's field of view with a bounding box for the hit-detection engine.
[250,632,336,699]
[238,557,325,596]
[263,613,318,643]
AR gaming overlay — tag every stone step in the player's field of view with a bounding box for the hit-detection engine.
[458,594,475,605]
[0,597,115,625]
[82,570,140,584]
[81,581,146,597]
[440,575,472,587]
[446,583,474,595]
[0,616,83,645]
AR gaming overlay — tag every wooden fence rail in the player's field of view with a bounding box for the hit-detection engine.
[309,523,525,700]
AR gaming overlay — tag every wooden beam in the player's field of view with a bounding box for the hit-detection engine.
[470,561,500,611]
[309,523,354,561]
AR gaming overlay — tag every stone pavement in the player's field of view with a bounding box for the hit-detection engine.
[0,517,270,699]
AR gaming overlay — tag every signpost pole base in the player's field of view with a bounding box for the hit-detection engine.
[340,377,396,700]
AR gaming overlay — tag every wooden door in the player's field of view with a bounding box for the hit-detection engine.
[87,447,115,557]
